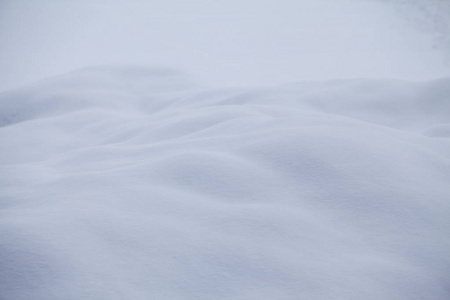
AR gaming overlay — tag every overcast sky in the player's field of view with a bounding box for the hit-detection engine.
[0,0,449,91]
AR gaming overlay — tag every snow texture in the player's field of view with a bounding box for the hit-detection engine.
[1,66,450,300]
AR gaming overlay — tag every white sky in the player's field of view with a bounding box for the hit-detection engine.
[0,0,449,90]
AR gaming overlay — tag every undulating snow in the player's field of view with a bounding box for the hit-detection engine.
[1,66,449,300]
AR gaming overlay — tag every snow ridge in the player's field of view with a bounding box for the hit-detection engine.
[1,67,449,300]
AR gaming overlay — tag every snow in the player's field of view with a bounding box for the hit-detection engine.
[1,66,449,300]
[1,0,449,91]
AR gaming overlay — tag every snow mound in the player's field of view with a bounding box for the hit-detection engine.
[1,67,449,300]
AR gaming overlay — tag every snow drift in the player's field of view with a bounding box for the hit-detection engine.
[1,66,449,300]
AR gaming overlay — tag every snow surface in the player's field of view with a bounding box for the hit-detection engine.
[1,66,450,299]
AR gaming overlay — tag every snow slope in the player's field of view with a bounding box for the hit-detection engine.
[1,66,449,300]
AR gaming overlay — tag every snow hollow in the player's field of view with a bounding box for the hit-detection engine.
[1,66,449,300]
